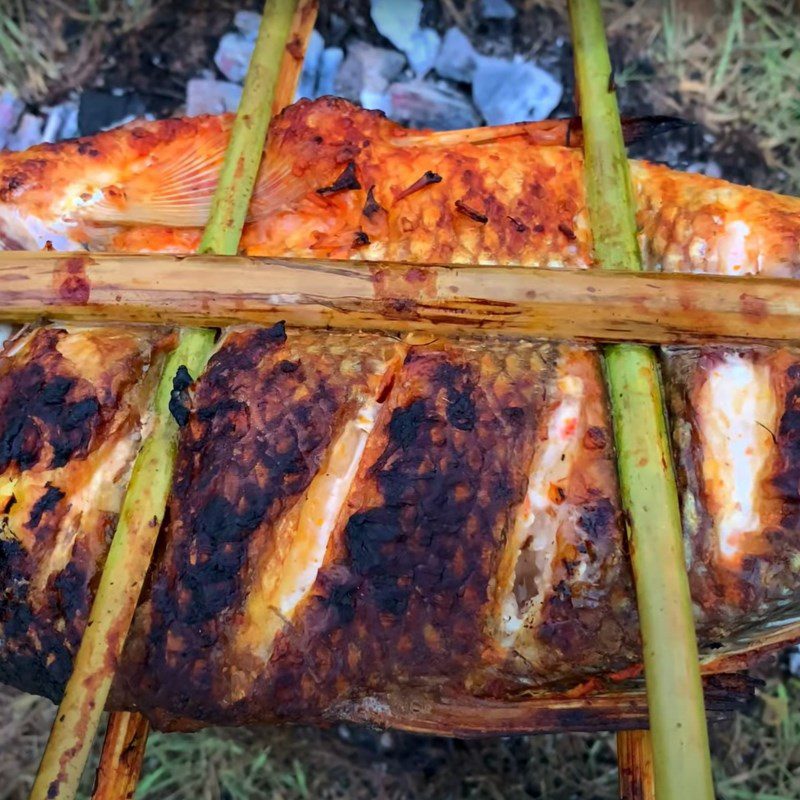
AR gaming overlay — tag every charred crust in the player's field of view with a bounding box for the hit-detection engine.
[258,346,542,720]
[362,186,384,218]
[352,230,370,248]
[316,161,361,195]
[507,216,528,233]
[76,141,101,157]
[168,365,193,428]
[455,200,488,225]
[395,171,442,202]
[583,426,607,451]
[145,324,349,714]
[26,483,65,530]
[0,329,104,473]
[558,223,577,241]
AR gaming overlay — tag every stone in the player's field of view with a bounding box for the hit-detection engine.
[388,80,480,130]
[0,91,24,150]
[334,41,406,114]
[214,31,254,83]
[472,56,562,125]
[295,29,326,99]
[7,113,43,151]
[233,10,261,40]
[316,47,344,97]
[434,27,478,83]
[186,79,242,116]
[370,0,440,76]
[479,0,517,20]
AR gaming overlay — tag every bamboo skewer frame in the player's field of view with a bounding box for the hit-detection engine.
[569,1,714,797]
[90,713,150,800]
[11,1,771,797]
[2,251,800,345]
[617,731,656,800]
[28,3,303,799]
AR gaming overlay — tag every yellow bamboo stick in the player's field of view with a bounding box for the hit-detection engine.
[0,251,798,345]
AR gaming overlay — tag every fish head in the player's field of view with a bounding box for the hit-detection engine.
[0,142,130,251]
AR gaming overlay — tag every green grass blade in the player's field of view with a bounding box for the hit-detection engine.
[567,1,714,797]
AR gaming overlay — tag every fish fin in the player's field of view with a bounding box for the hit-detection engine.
[248,156,316,221]
[391,116,689,149]
[77,127,230,227]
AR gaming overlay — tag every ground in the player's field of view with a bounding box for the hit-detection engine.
[0,1,799,798]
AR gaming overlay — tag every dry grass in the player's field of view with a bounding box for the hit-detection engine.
[2,678,799,800]
[0,0,158,103]
[651,0,800,193]
[599,0,800,193]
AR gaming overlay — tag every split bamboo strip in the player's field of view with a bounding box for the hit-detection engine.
[87,5,317,796]
[1,251,799,345]
[91,713,150,800]
[28,3,300,799]
[617,731,656,800]
[568,1,714,798]
[271,0,319,115]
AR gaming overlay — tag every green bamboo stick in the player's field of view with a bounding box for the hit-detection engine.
[29,3,300,798]
[200,0,298,255]
[567,2,715,798]
[28,330,215,800]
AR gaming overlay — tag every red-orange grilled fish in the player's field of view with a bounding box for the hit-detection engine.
[1,98,799,733]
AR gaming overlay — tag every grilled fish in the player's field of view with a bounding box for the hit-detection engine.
[0,97,799,732]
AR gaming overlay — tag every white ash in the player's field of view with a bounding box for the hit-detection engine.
[0,91,25,150]
[186,79,242,116]
[370,0,440,76]
[388,80,479,130]
[6,113,43,151]
[788,645,800,678]
[334,41,406,115]
[316,47,344,97]
[0,325,12,349]
[214,30,255,83]
[233,10,261,39]
[479,0,517,20]
[435,27,479,84]
[295,29,326,101]
[472,55,562,125]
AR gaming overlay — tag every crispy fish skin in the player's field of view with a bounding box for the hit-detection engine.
[0,325,166,700]
[118,329,558,724]
[1,98,800,729]
[1,97,799,276]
